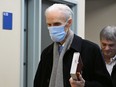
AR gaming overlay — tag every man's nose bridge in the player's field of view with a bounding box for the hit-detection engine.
[105,45,110,50]
[51,24,54,26]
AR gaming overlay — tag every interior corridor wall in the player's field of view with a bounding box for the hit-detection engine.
[77,0,85,38]
[85,0,116,45]
[0,0,21,87]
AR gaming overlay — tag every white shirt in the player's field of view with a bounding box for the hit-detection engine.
[106,55,116,75]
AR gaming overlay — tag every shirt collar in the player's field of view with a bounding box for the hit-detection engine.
[112,54,116,60]
[108,54,116,64]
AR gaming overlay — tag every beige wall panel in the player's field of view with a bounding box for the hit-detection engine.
[85,0,116,45]
[77,0,85,38]
[0,0,21,87]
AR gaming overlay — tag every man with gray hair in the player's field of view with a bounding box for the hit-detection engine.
[100,25,116,87]
[34,4,113,87]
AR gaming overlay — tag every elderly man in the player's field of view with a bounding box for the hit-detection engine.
[100,25,116,87]
[34,4,112,87]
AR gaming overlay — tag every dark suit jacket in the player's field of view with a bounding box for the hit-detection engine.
[34,34,113,87]
[111,64,116,87]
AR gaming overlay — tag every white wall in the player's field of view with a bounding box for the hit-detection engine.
[0,0,21,87]
[77,0,85,38]
[85,0,116,45]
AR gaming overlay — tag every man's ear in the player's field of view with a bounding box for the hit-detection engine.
[66,18,72,28]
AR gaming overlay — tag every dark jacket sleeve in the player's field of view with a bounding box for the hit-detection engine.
[34,44,53,87]
[111,64,116,87]
[34,51,44,87]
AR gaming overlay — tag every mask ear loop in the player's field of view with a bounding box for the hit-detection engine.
[65,15,72,24]
[64,17,71,33]
[65,17,70,25]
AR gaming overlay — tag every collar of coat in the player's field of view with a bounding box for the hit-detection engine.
[70,34,83,52]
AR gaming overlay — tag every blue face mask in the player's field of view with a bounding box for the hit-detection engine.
[48,25,67,42]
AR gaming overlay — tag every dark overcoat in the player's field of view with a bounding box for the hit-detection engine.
[34,34,113,87]
[111,64,116,87]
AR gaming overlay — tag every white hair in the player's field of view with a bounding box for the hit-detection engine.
[45,3,73,20]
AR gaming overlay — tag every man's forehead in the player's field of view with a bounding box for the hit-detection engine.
[101,39,116,44]
[46,16,66,23]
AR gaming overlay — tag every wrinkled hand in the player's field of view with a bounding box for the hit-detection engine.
[69,73,85,87]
